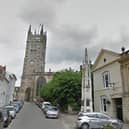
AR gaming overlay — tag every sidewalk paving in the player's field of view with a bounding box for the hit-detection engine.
[123,124,129,129]
[61,113,77,129]
[61,113,129,129]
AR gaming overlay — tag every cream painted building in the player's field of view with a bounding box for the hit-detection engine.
[119,49,129,122]
[0,65,17,107]
[92,49,124,121]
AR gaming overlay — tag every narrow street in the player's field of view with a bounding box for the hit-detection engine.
[7,102,66,129]
[6,102,129,129]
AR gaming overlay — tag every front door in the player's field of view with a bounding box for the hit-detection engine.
[25,88,31,102]
[115,98,123,120]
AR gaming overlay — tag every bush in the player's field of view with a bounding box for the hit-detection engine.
[102,124,115,129]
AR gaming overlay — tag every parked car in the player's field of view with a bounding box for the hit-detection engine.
[11,103,20,113]
[43,105,52,114]
[0,110,4,129]
[41,101,51,111]
[45,106,59,119]
[1,108,11,128]
[76,112,123,129]
[4,106,16,119]
[35,101,42,108]
[13,100,24,110]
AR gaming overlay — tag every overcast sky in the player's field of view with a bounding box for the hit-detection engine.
[0,0,129,86]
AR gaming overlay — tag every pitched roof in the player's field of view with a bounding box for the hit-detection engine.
[93,49,120,71]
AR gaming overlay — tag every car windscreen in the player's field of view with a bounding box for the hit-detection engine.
[49,108,57,111]
[5,107,14,111]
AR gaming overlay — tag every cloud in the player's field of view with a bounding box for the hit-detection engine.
[46,25,97,63]
[88,34,129,63]
[46,24,129,66]
[1,0,129,86]
[18,0,66,26]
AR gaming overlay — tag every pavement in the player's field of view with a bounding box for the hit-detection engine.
[61,113,129,129]
[61,113,77,129]
[123,124,129,129]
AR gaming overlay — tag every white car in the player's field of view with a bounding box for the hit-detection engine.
[76,112,123,129]
[45,106,59,119]
[41,101,51,110]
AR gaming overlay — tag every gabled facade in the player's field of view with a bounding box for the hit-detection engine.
[0,65,17,107]
[93,49,124,120]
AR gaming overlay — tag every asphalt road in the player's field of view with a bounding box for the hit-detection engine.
[6,102,128,129]
[7,102,64,129]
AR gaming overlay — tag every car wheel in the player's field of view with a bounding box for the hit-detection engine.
[81,123,89,129]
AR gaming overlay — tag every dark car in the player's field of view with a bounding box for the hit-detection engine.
[12,100,23,111]
[1,109,11,128]
[0,110,4,129]
[11,103,20,113]
[14,100,24,109]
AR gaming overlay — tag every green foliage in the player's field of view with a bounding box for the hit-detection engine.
[102,124,115,129]
[40,69,81,111]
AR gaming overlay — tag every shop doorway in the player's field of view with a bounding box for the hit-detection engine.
[115,98,123,120]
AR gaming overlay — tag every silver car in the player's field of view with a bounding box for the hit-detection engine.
[41,101,51,111]
[76,112,123,129]
[45,106,59,119]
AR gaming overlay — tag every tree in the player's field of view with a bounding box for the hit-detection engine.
[40,69,81,111]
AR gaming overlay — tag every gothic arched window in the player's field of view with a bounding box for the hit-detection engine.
[36,77,46,96]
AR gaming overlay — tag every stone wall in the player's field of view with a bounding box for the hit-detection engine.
[123,95,129,123]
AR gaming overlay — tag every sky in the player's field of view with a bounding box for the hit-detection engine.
[0,0,129,86]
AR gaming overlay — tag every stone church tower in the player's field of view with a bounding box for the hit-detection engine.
[20,25,48,101]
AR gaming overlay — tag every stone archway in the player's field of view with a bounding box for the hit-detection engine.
[36,77,46,97]
[25,87,31,101]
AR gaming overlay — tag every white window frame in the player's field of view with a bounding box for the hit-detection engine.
[100,96,107,113]
[102,71,110,88]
